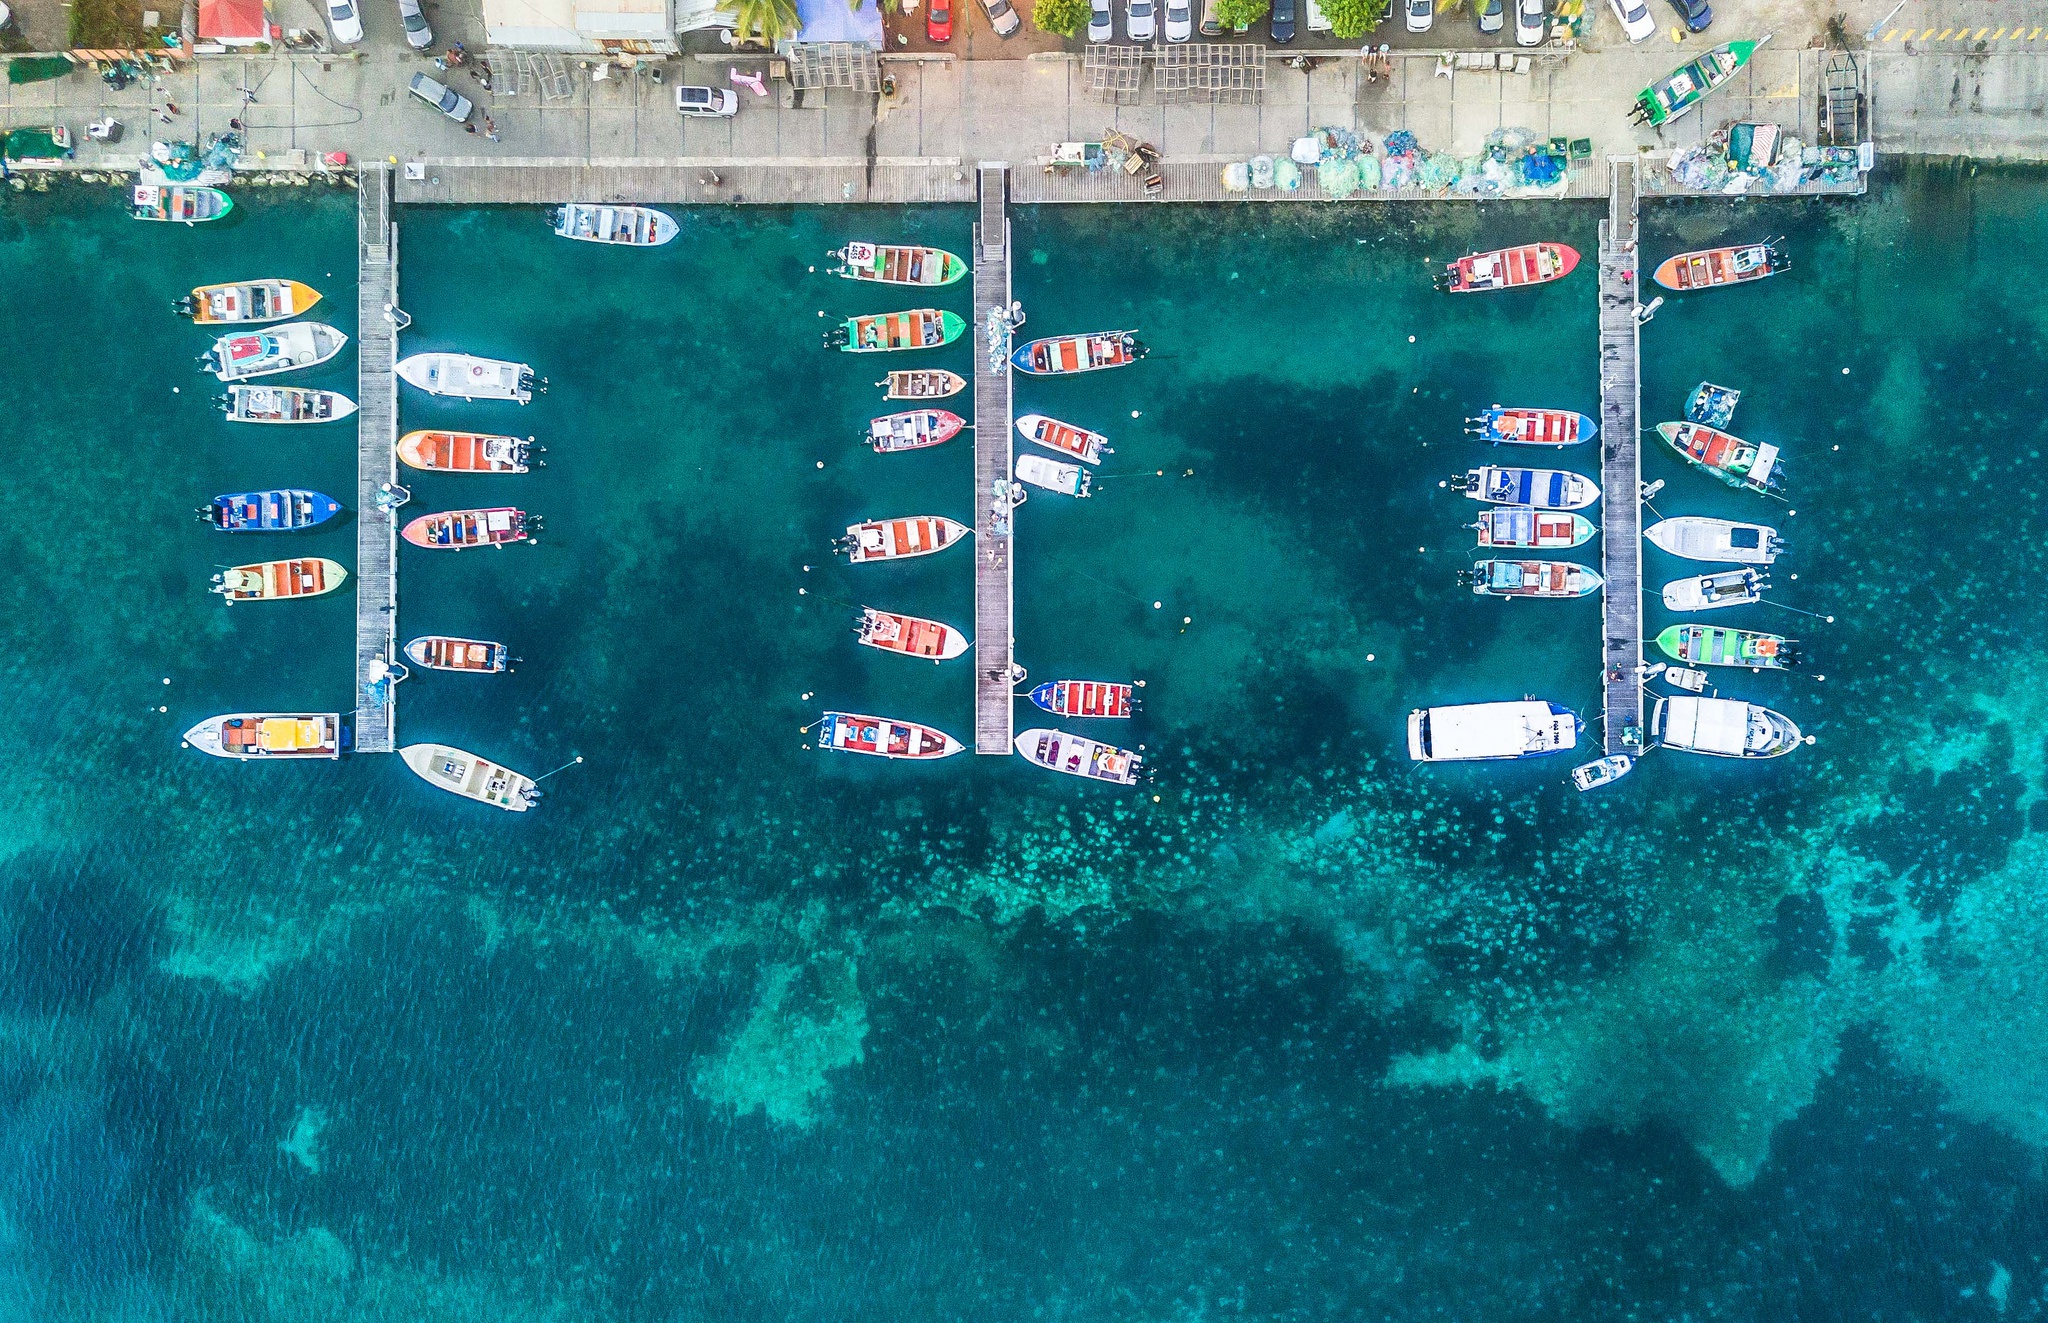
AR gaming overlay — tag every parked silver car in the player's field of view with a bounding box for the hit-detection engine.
[1476,0,1503,32]
[408,72,471,122]
[675,85,739,117]
[1164,0,1191,38]
[983,0,1021,35]
[1404,0,1433,32]
[1088,0,1113,39]
[1514,0,1545,43]
[396,0,433,49]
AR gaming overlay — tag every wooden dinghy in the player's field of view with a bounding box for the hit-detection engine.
[881,369,966,400]
[401,743,539,810]
[1467,405,1595,447]
[830,240,968,286]
[1472,506,1595,549]
[203,322,348,381]
[1011,330,1145,376]
[222,385,357,424]
[396,353,536,403]
[401,507,536,550]
[826,308,964,353]
[866,410,965,453]
[398,431,535,473]
[1653,240,1785,291]
[179,280,322,324]
[1015,728,1143,784]
[183,713,344,760]
[133,184,231,223]
[834,515,969,564]
[212,557,347,603]
[1655,421,1782,494]
[1464,558,1604,599]
[404,635,511,672]
[551,203,678,246]
[1455,466,1601,511]
[816,710,963,759]
[1017,414,1111,465]
[1437,244,1579,293]
[856,608,968,660]
[1028,680,1137,719]
[203,489,342,532]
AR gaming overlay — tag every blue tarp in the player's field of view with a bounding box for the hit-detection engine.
[795,0,883,45]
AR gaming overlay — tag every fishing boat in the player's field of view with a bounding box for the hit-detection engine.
[1657,664,1711,693]
[397,431,534,473]
[1571,754,1634,792]
[816,711,963,759]
[221,385,357,424]
[829,240,968,287]
[202,322,348,381]
[1631,38,1770,128]
[1686,381,1742,428]
[1011,331,1146,376]
[1407,699,1580,762]
[400,743,539,810]
[881,369,967,400]
[1653,240,1786,291]
[1466,405,1596,447]
[835,515,970,564]
[183,713,344,760]
[1028,680,1137,719]
[1645,516,1782,564]
[1455,466,1600,511]
[1465,559,1604,599]
[856,608,968,660]
[404,635,511,673]
[1661,568,1767,611]
[211,558,347,603]
[133,183,232,223]
[1016,454,1091,497]
[1436,244,1579,293]
[866,410,965,453]
[202,489,342,532]
[550,203,677,246]
[1015,728,1143,784]
[1655,421,1782,495]
[395,353,535,403]
[825,308,964,353]
[178,279,322,324]
[1650,694,1805,759]
[1473,506,1596,549]
[1017,414,1111,465]
[1656,623,1797,670]
[401,508,535,550]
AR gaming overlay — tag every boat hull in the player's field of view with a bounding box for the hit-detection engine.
[395,353,534,403]
[207,322,348,381]
[829,309,964,353]
[213,557,347,603]
[401,508,532,550]
[397,431,532,473]
[1469,405,1595,447]
[1634,40,1766,128]
[1653,243,1781,291]
[1017,413,1111,465]
[1469,558,1604,599]
[1655,422,1780,494]
[401,743,538,809]
[1462,466,1600,511]
[831,242,968,286]
[1016,454,1090,497]
[1652,695,1802,758]
[883,369,966,400]
[208,489,343,532]
[183,713,343,759]
[1408,700,1580,762]
[1473,507,1595,549]
[223,385,356,424]
[1645,517,1781,565]
[1440,244,1580,293]
[551,203,678,246]
[1011,331,1145,375]
[817,711,963,759]
[184,280,323,324]
[857,608,969,660]
[837,516,969,563]
[1661,569,1765,611]
[1015,728,1143,784]
[133,184,232,223]
[867,410,965,453]
[404,636,510,672]
[1656,623,1795,669]
[1571,754,1635,791]
[1028,681,1135,719]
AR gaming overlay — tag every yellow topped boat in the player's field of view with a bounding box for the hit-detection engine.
[177,280,323,325]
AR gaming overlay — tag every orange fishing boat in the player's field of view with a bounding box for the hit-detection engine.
[834,515,969,564]
[856,608,969,660]
[1016,413,1111,465]
[211,557,347,604]
[1652,240,1785,291]
[401,508,535,550]
[397,430,534,473]
[1437,243,1579,293]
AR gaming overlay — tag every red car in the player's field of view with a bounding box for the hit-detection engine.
[927,0,952,40]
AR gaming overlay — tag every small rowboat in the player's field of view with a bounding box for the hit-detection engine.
[203,322,348,381]
[882,369,967,400]
[401,507,535,550]
[1661,568,1767,611]
[1437,244,1579,293]
[183,713,344,760]
[856,608,968,660]
[1656,623,1798,670]
[222,385,356,424]
[1653,240,1785,291]
[1571,754,1634,792]
[1655,421,1782,495]
[551,203,677,246]
[835,515,969,564]
[401,743,539,810]
[398,431,534,473]
[817,711,963,759]
[1465,558,1604,599]
[1632,38,1769,128]
[1455,466,1600,511]
[1017,414,1111,465]
[405,635,511,672]
[133,183,231,223]
[212,557,347,603]
[826,308,964,353]
[1472,506,1595,549]
[1015,728,1143,784]
[1011,331,1145,376]
[1646,516,1781,565]
[179,280,322,324]
[829,241,968,287]
[395,353,535,403]
[1467,405,1595,447]
[866,410,964,453]
[1651,695,1805,759]
[1016,454,1090,497]
[1028,680,1137,719]
[203,489,342,532]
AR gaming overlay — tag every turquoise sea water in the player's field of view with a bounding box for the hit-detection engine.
[4,164,2048,1319]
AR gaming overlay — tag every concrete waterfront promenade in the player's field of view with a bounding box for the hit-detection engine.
[972,165,1016,757]
[1596,156,1642,757]
[354,164,400,754]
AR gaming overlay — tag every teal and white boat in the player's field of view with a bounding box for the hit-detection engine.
[1631,38,1771,128]
[133,183,233,224]
[1656,623,1798,670]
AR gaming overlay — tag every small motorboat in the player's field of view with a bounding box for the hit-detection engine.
[203,322,348,381]
[866,410,965,453]
[221,385,356,424]
[1028,680,1137,719]
[178,279,321,324]
[396,353,535,403]
[404,635,511,672]
[1653,240,1785,291]
[1646,516,1782,564]
[212,557,347,603]
[1632,39,1771,128]
[1016,454,1090,497]
[1570,753,1634,792]
[1456,466,1600,510]
[550,203,678,246]
[402,508,535,550]
[397,431,534,473]
[1685,381,1742,428]
[1473,506,1596,549]
[1011,331,1145,376]
[1656,623,1797,669]
[1655,663,1711,693]
[816,711,963,759]
[1015,728,1143,784]
[835,515,970,564]
[1651,694,1806,759]
[1655,421,1782,495]
[881,369,967,399]
[826,308,964,353]
[1661,568,1767,611]
[183,713,344,760]
[856,608,968,660]
[1466,406,1596,447]
[829,241,968,286]
[1437,244,1579,293]
[1465,559,1604,599]
[133,183,231,223]
[1017,414,1111,465]
[202,489,342,532]
[1408,699,1580,762]
[401,743,539,810]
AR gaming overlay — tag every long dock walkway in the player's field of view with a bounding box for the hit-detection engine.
[1597,156,1643,756]
[972,163,1016,756]
[354,165,400,753]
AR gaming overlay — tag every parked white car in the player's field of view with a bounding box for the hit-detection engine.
[675,85,739,117]
[1127,0,1156,39]
[1164,0,1191,39]
[326,0,363,44]
[408,73,471,122]
[1088,0,1113,38]
[1607,0,1654,40]
[396,0,433,48]
[1404,0,1433,32]
[1514,0,1544,43]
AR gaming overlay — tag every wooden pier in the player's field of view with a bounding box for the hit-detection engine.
[354,165,401,753]
[972,163,1016,756]
[1597,156,1643,756]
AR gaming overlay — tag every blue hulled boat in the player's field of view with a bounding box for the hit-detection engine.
[202,489,343,532]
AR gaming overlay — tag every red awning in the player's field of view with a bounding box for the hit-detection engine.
[198,0,266,39]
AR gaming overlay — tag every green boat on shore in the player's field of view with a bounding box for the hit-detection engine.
[1631,37,1770,129]
[1656,623,1798,670]
[825,308,964,354]
[132,184,234,224]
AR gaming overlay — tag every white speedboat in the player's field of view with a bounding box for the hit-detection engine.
[1651,696,1806,759]
[1016,454,1091,497]
[551,203,678,246]
[222,385,357,424]
[400,743,539,810]
[203,322,348,381]
[396,353,535,403]
[1407,700,1580,763]
[1571,753,1633,791]
[183,713,343,759]
[1661,568,1766,611]
[1015,728,1143,784]
[1645,516,1782,565]
[834,515,970,564]
[1456,466,1600,510]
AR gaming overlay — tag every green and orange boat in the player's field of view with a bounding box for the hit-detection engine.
[826,308,965,353]
[828,241,967,287]
[1656,623,1798,671]
[1656,420,1782,495]
[1631,37,1770,128]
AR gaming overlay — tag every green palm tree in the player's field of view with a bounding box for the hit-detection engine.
[734,0,802,43]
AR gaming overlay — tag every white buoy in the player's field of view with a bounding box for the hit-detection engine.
[1408,335,1417,343]
[1152,601,1162,609]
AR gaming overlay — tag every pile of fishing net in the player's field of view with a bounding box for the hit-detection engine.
[1415,152,1464,191]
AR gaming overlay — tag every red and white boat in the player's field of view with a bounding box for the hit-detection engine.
[1028,680,1136,719]
[1466,405,1596,447]
[835,515,969,564]
[1437,243,1579,293]
[1472,506,1596,549]
[1016,414,1111,465]
[1015,728,1143,784]
[817,711,963,759]
[401,507,535,550]
[1652,240,1784,291]
[856,608,968,660]
[404,635,511,672]
[1010,330,1146,376]
[398,430,534,473]
[866,410,964,453]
